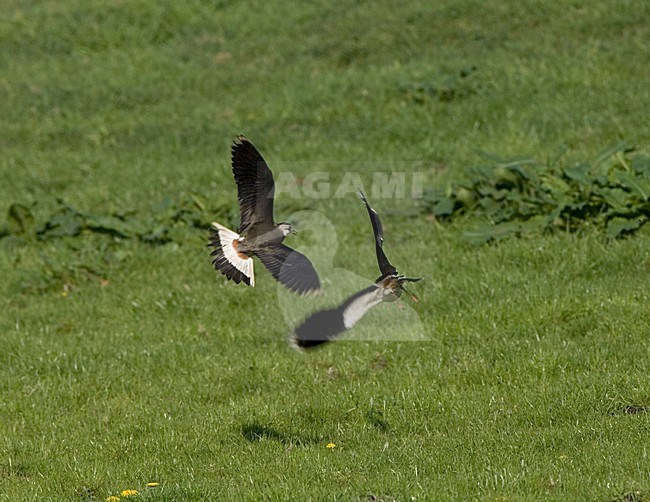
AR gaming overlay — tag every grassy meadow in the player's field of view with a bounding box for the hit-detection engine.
[1,0,650,500]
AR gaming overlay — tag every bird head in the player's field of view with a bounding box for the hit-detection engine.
[381,275,422,303]
[278,222,297,236]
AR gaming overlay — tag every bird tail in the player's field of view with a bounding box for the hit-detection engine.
[209,222,255,286]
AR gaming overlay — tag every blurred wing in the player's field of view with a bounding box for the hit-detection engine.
[232,136,275,234]
[291,285,383,349]
[255,244,321,295]
[358,190,397,277]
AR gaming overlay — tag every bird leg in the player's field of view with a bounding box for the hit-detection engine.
[402,286,420,304]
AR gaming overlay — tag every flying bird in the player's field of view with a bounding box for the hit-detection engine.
[209,136,321,295]
[291,190,421,348]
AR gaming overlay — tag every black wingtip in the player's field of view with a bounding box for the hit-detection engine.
[275,265,321,296]
[290,305,348,349]
[283,282,322,297]
[255,245,321,297]
[232,135,252,153]
[357,189,375,216]
[232,135,248,153]
[288,333,330,351]
[294,286,322,297]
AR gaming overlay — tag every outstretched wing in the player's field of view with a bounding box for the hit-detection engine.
[232,136,275,235]
[255,244,321,295]
[291,285,383,349]
[358,190,397,277]
[208,222,254,287]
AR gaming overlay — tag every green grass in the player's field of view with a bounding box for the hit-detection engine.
[1,0,650,500]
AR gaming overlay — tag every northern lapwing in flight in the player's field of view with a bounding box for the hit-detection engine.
[209,136,321,295]
[291,190,421,348]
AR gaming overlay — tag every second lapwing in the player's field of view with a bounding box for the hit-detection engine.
[292,190,421,348]
[209,136,321,295]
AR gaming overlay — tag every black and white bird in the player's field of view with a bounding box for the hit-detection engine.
[291,190,421,349]
[209,136,321,295]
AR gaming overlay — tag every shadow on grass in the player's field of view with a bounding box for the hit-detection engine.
[241,422,319,447]
[609,404,649,416]
[366,409,390,432]
[0,462,30,480]
[77,486,98,501]
[610,490,646,502]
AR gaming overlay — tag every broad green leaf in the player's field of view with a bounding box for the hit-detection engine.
[490,188,510,201]
[593,173,610,186]
[86,215,135,238]
[477,197,502,216]
[39,212,83,237]
[545,207,565,227]
[637,201,650,214]
[518,215,548,234]
[614,171,650,200]
[8,203,34,234]
[562,164,590,186]
[541,175,571,194]
[493,166,519,186]
[594,187,632,212]
[454,187,476,208]
[606,216,642,239]
[632,155,650,177]
[424,143,650,241]
[515,200,537,218]
[420,188,441,204]
[510,164,539,182]
[541,176,572,206]
[433,197,455,217]
[532,189,559,207]
[141,225,170,244]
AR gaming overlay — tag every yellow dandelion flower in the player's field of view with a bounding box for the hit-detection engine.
[326,442,336,448]
[106,497,120,502]
[120,489,138,497]
[146,482,160,487]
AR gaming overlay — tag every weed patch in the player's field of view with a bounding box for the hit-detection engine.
[424,143,650,243]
